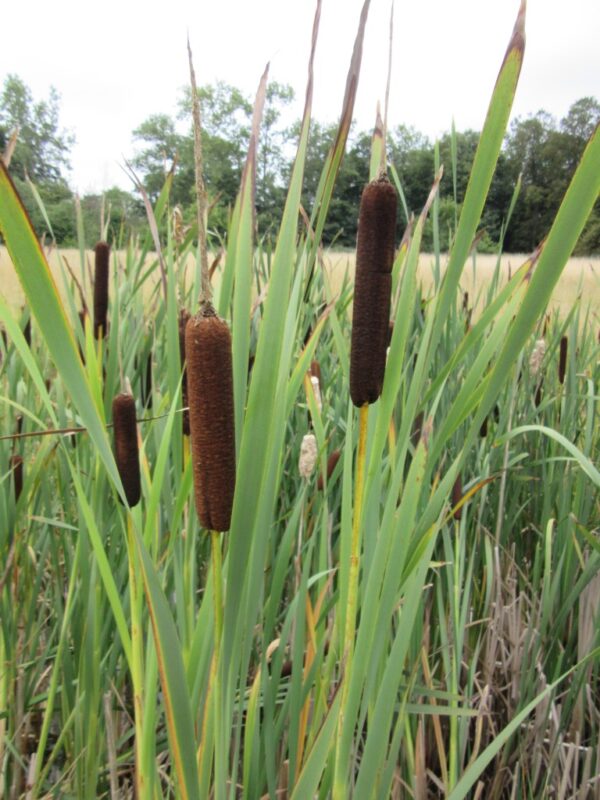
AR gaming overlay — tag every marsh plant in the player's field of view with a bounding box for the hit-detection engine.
[1,1,599,798]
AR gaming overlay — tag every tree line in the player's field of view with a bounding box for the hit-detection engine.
[1,73,599,254]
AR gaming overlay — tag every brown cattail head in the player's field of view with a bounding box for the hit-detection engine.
[93,241,110,339]
[558,335,568,385]
[186,307,236,532]
[112,393,141,507]
[317,449,341,491]
[179,309,191,435]
[10,454,23,502]
[452,473,462,520]
[350,175,397,407]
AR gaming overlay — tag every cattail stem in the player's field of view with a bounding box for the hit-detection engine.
[211,529,225,800]
[126,514,145,799]
[333,403,369,800]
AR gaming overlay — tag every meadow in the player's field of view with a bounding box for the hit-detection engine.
[1,2,600,799]
[3,247,600,322]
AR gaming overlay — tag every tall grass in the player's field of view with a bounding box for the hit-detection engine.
[1,1,600,797]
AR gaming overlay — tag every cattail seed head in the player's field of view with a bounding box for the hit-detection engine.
[10,454,23,502]
[179,309,191,435]
[299,433,318,480]
[350,175,397,407]
[452,473,462,520]
[23,317,31,347]
[317,449,341,491]
[529,338,546,378]
[93,241,110,339]
[186,308,236,532]
[411,411,424,449]
[558,335,568,384]
[112,393,141,507]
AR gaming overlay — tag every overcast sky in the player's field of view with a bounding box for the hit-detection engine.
[1,0,599,194]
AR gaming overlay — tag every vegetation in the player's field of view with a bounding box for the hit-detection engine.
[1,2,600,798]
[1,73,599,253]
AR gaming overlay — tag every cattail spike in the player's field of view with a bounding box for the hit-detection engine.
[10,454,23,502]
[186,308,236,532]
[452,473,462,520]
[317,449,341,491]
[558,335,568,384]
[93,241,110,339]
[112,392,141,507]
[350,175,397,407]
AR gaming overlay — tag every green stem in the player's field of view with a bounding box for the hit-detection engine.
[211,530,225,800]
[333,403,369,799]
[127,513,147,799]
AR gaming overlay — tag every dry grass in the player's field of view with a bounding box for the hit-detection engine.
[326,250,600,321]
[2,246,600,323]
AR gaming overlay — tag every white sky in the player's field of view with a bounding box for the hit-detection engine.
[1,0,599,194]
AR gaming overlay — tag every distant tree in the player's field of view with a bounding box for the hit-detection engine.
[0,74,74,183]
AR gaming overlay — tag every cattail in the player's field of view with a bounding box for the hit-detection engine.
[186,307,236,532]
[299,433,318,480]
[317,449,341,490]
[558,335,568,384]
[179,309,191,435]
[529,338,546,378]
[350,175,397,407]
[23,317,31,347]
[112,393,141,507]
[142,350,153,409]
[310,375,323,413]
[452,473,462,520]
[534,380,543,408]
[10,454,23,502]
[479,415,488,438]
[93,241,110,339]
[411,411,424,449]
[310,359,321,386]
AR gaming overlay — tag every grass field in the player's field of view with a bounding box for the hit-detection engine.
[2,246,600,322]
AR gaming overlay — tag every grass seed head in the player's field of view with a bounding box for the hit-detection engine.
[186,308,236,532]
[350,175,397,407]
[93,241,110,339]
[112,392,141,507]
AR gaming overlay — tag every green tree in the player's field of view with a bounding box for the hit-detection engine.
[0,74,74,183]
